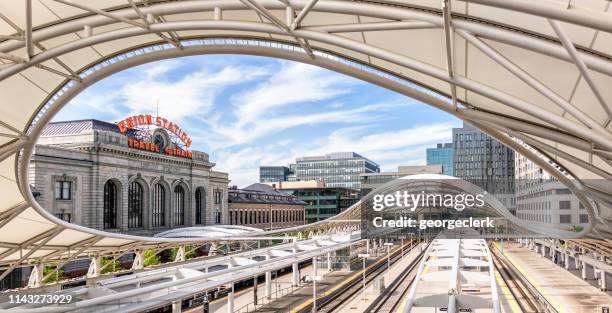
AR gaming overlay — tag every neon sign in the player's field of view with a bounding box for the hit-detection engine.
[117,114,192,148]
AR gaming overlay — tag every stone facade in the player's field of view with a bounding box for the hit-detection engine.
[228,183,305,230]
[29,120,229,236]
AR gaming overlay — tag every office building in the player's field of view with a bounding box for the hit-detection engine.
[359,165,443,196]
[515,153,589,229]
[259,166,291,183]
[294,152,379,189]
[29,118,230,236]
[269,181,360,223]
[228,184,305,230]
[453,122,515,210]
[426,143,454,176]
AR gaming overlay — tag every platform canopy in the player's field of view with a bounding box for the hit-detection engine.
[0,0,612,268]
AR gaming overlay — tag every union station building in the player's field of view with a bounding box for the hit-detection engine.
[28,117,230,236]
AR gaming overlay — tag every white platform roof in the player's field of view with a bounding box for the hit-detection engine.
[0,0,611,268]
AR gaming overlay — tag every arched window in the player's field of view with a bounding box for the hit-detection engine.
[103,180,117,229]
[152,183,165,227]
[128,181,143,228]
[174,185,185,226]
[195,188,205,225]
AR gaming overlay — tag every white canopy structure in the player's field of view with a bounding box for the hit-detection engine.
[404,238,500,313]
[0,0,611,270]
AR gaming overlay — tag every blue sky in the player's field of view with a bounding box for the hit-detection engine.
[55,55,461,186]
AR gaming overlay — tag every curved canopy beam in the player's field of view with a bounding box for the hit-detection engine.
[0,0,610,269]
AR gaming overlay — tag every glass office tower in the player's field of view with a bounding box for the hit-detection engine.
[259,166,291,183]
[281,187,360,223]
[426,143,454,176]
[294,152,380,189]
[453,122,515,210]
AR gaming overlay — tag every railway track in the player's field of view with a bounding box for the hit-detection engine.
[490,243,545,313]
[363,244,427,313]
[296,239,421,313]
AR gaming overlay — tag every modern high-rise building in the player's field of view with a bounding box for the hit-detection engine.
[453,122,516,211]
[426,143,454,176]
[294,152,380,189]
[259,166,291,183]
[515,153,589,229]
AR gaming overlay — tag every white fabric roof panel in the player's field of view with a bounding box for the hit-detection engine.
[0,0,609,269]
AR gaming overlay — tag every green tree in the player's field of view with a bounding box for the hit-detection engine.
[143,250,161,267]
[100,256,122,274]
[42,265,65,284]
[169,246,197,261]
[572,225,584,232]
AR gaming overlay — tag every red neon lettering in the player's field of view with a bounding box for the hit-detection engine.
[118,121,128,133]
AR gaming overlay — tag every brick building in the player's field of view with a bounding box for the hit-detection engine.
[228,183,306,230]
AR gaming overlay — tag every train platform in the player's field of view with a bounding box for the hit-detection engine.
[500,241,612,313]
[184,263,334,313]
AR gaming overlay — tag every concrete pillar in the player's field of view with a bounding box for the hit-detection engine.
[87,256,101,278]
[541,244,546,257]
[582,262,588,280]
[327,252,332,271]
[175,246,186,262]
[132,250,144,270]
[27,263,43,288]
[227,284,235,313]
[601,270,607,291]
[265,255,271,299]
[560,250,565,262]
[549,240,555,257]
[208,242,218,257]
[564,253,570,270]
[372,239,378,256]
[292,239,299,286]
[366,240,370,254]
[253,276,258,305]
[575,255,580,270]
[172,300,181,313]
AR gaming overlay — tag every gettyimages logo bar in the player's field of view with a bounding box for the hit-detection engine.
[361,177,599,239]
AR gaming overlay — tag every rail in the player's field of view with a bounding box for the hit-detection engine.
[491,242,560,313]
[296,239,422,313]
[364,244,428,313]
[233,284,298,313]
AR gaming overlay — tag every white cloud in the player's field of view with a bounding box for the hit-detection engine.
[232,62,354,126]
[121,65,269,121]
[213,122,455,187]
[202,100,410,148]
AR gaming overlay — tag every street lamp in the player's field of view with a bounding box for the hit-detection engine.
[398,235,406,259]
[306,256,322,313]
[410,233,414,251]
[383,243,393,283]
[358,253,370,301]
